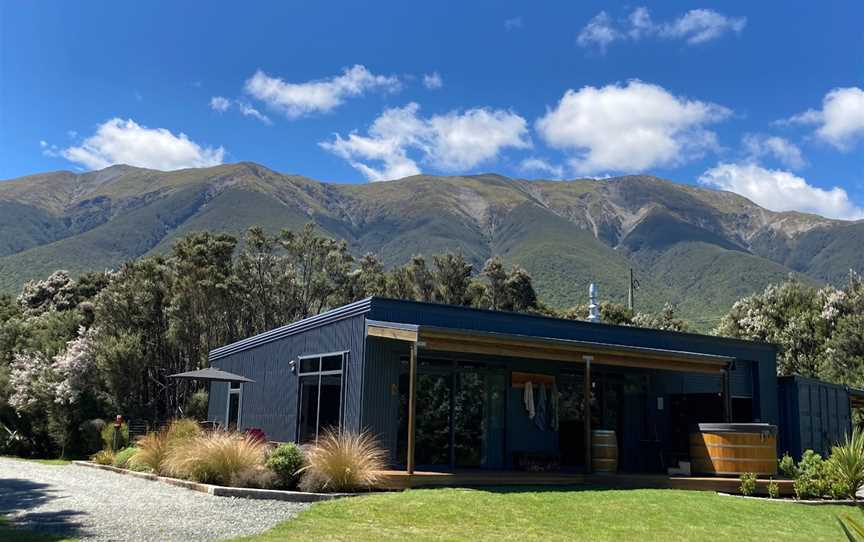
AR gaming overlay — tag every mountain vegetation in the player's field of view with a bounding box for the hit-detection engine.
[1,162,862,328]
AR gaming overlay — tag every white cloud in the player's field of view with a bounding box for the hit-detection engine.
[39,140,48,148]
[535,80,730,174]
[321,102,530,181]
[236,101,272,125]
[244,65,401,119]
[579,7,746,50]
[658,8,747,44]
[519,158,565,179]
[742,134,805,169]
[210,96,231,112]
[577,12,621,51]
[423,72,443,90]
[59,118,225,171]
[700,163,864,220]
[783,87,864,150]
[504,16,524,31]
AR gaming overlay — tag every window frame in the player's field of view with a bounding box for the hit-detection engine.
[296,350,349,443]
[225,382,243,429]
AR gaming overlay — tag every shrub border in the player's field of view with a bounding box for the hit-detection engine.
[717,492,858,505]
[73,461,356,502]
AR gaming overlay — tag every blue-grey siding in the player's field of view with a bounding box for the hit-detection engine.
[207,313,367,441]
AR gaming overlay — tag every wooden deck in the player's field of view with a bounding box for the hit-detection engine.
[377,470,795,496]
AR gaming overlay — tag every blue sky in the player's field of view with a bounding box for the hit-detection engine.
[1,1,863,219]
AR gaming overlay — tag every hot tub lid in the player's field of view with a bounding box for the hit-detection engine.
[696,423,777,435]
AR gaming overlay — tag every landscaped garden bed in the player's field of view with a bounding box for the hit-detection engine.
[86,419,387,501]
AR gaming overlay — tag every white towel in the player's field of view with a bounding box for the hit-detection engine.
[523,381,535,419]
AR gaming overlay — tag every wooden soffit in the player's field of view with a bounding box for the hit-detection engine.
[366,320,732,374]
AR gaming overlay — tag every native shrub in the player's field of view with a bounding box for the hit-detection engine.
[266,443,305,489]
[828,428,864,500]
[91,449,115,465]
[112,446,139,469]
[739,472,757,496]
[298,429,386,492]
[767,478,780,499]
[165,418,202,444]
[779,453,797,477]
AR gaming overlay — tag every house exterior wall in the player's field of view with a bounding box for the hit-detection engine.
[778,375,853,458]
[206,311,368,442]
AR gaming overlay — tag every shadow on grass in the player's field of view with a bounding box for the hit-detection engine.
[0,477,86,540]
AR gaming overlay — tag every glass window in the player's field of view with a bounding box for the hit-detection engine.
[299,357,320,374]
[229,381,240,390]
[321,354,343,372]
[227,390,241,430]
[297,352,346,443]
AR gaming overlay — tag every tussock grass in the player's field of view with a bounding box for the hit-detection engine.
[298,430,386,492]
[163,431,266,485]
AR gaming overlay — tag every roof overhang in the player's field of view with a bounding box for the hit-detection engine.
[367,320,733,374]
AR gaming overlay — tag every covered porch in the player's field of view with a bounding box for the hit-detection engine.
[366,320,741,479]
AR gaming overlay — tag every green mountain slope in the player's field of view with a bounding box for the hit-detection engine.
[0,162,860,328]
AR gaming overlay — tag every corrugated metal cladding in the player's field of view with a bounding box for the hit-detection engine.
[361,338,408,463]
[205,314,367,442]
[366,298,777,423]
[778,376,853,458]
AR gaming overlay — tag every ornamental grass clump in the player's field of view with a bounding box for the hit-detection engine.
[829,428,864,501]
[298,429,386,493]
[131,418,202,474]
[163,430,267,485]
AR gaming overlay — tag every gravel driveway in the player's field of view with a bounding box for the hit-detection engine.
[0,457,309,541]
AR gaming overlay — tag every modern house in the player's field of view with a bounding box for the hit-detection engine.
[207,297,780,477]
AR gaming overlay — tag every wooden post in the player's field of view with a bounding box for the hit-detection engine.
[583,355,593,474]
[407,342,418,474]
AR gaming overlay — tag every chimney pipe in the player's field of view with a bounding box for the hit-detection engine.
[588,283,600,323]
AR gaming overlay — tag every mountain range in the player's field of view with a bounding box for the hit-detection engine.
[1,162,862,329]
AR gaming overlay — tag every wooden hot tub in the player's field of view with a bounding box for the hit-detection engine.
[689,423,777,476]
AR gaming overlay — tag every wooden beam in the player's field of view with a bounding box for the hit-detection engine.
[406,342,418,474]
[584,355,592,474]
[420,334,724,374]
[367,324,418,343]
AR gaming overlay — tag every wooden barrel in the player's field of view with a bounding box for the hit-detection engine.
[591,429,618,473]
[689,423,777,476]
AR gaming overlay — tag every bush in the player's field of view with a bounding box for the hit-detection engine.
[828,428,864,500]
[245,428,267,443]
[793,449,829,499]
[767,478,780,499]
[230,466,277,489]
[778,453,797,477]
[298,429,386,493]
[163,431,267,485]
[739,472,757,496]
[266,443,305,489]
[101,421,129,451]
[112,446,139,469]
[91,449,115,465]
[183,389,210,421]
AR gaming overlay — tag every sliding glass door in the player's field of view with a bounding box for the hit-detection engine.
[400,358,506,470]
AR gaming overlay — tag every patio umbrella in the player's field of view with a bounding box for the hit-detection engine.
[168,367,254,383]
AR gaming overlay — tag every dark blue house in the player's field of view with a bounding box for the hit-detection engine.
[207,297,778,474]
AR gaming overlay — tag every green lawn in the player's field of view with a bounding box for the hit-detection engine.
[233,487,855,542]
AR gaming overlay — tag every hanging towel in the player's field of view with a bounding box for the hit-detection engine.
[550,381,560,432]
[534,383,548,430]
[523,381,535,419]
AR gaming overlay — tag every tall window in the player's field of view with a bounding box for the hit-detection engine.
[226,381,242,430]
[297,352,347,443]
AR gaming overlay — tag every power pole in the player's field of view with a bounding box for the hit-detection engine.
[628,268,639,311]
